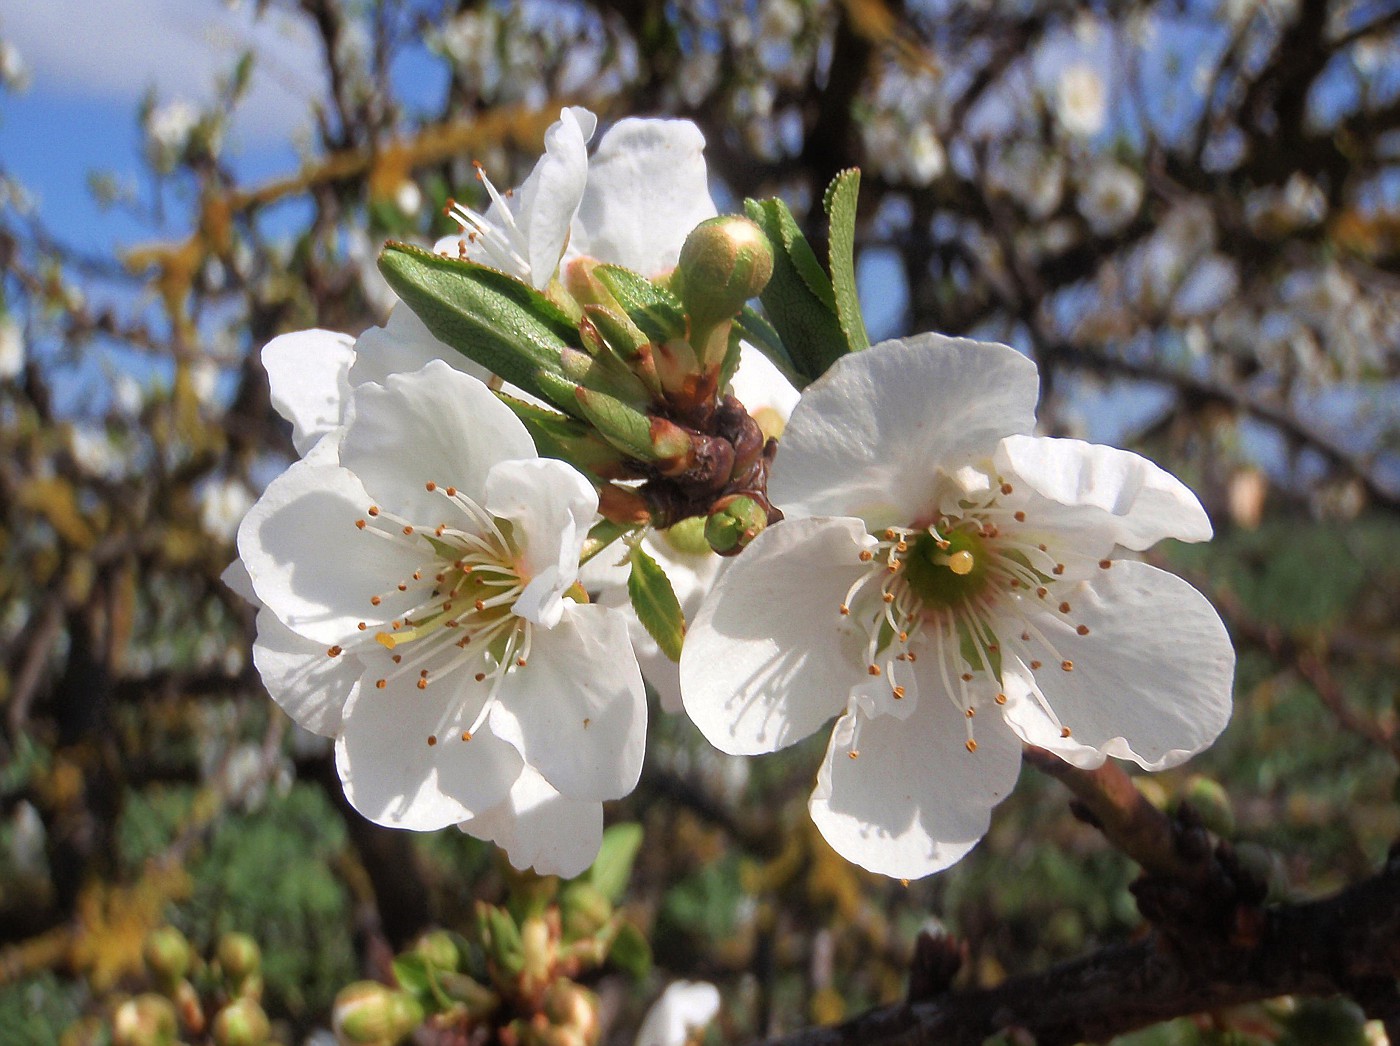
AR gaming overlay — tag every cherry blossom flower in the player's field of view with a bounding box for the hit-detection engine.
[634,981,721,1046]
[238,361,645,875]
[680,335,1234,879]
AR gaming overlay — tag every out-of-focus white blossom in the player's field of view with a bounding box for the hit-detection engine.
[0,314,23,379]
[991,142,1066,220]
[199,477,255,543]
[1055,63,1106,137]
[0,39,28,92]
[634,981,721,1046]
[1078,161,1144,236]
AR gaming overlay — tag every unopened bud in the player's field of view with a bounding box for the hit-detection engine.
[216,932,261,986]
[438,971,500,1016]
[481,905,526,977]
[142,926,193,984]
[414,930,460,974]
[332,982,425,1046]
[705,495,768,555]
[1179,774,1234,837]
[559,882,613,942]
[112,994,178,1046]
[675,216,774,327]
[520,914,554,985]
[658,517,712,557]
[211,998,270,1046]
[542,981,600,1042]
[649,417,695,473]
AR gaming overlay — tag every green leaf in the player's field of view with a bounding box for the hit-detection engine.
[823,169,870,352]
[626,543,685,662]
[580,519,630,566]
[743,197,848,383]
[730,306,805,392]
[593,265,688,343]
[573,388,660,462]
[391,954,434,1002]
[494,393,624,480]
[589,823,644,903]
[606,921,652,979]
[377,244,582,416]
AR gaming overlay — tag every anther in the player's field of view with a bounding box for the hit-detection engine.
[1061,660,1074,671]
[1000,482,1013,495]
[375,679,387,689]
[839,604,850,615]
[1030,659,1043,669]
[326,645,342,657]
[995,693,1007,705]
[1036,587,1048,598]
[965,707,975,718]
[461,732,472,742]
[402,525,414,535]
[892,685,906,699]
[358,621,368,631]
[435,524,446,537]
[370,595,382,606]
[368,506,380,517]
[446,487,457,496]
[416,679,427,690]
[1060,726,1072,738]
[1021,631,1031,641]
[1053,564,1065,575]
[884,528,897,540]
[474,599,486,611]
[965,739,978,753]
[1058,601,1071,614]
[1038,543,1048,552]
[474,672,486,682]
[392,655,402,663]
[1099,559,1112,569]
[882,592,895,603]
[868,665,882,677]
[397,583,407,591]
[427,735,437,746]
[516,657,527,667]
[355,519,366,529]
[425,481,436,491]
[859,550,874,562]
[848,751,860,759]
[1077,625,1090,636]
[1014,511,1026,522]
[961,672,973,682]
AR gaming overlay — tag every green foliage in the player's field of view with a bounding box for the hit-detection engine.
[0,974,84,1046]
[823,169,869,353]
[627,544,686,663]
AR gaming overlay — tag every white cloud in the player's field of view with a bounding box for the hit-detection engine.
[3,0,324,143]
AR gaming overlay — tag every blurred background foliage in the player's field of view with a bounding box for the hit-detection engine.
[0,0,1397,1042]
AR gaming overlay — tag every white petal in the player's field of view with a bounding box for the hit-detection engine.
[262,329,354,456]
[809,695,1023,879]
[348,305,489,389]
[220,558,257,604]
[340,360,535,523]
[513,106,594,289]
[770,335,1040,528]
[634,981,722,1046]
[680,518,871,755]
[729,342,800,435]
[336,666,522,829]
[569,118,717,277]
[998,560,1234,771]
[995,434,1213,550]
[252,607,357,736]
[483,458,596,628]
[489,603,646,801]
[457,766,603,878]
[237,459,423,644]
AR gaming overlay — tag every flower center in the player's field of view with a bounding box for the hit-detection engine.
[327,481,537,744]
[900,527,991,608]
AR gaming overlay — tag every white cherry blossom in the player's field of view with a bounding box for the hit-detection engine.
[634,981,721,1046]
[238,361,646,872]
[680,335,1234,880]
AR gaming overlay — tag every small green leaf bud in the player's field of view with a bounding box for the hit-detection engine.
[541,981,600,1042]
[142,926,193,985]
[332,981,425,1046]
[413,930,461,974]
[482,905,527,977]
[112,994,178,1046]
[519,914,554,985]
[216,932,261,985]
[675,216,774,327]
[559,882,613,943]
[1179,774,1234,836]
[705,495,768,555]
[211,998,271,1046]
[437,971,500,1017]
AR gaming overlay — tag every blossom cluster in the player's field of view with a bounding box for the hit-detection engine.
[234,108,1235,883]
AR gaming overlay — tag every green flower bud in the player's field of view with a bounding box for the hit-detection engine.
[559,882,613,943]
[705,495,768,555]
[216,932,261,985]
[142,926,193,985]
[674,217,774,327]
[332,982,425,1046]
[1179,774,1234,837]
[211,998,271,1046]
[520,914,554,985]
[542,981,599,1043]
[112,994,178,1046]
[659,517,712,557]
[413,930,461,974]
